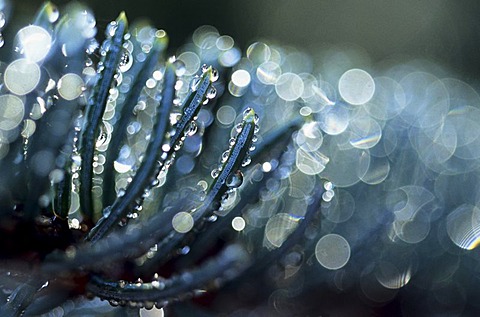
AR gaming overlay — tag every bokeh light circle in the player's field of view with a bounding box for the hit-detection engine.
[275,72,304,101]
[4,58,41,95]
[16,25,52,62]
[315,233,351,270]
[57,73,84,100]
[338,68,375,105]
[172,212,194,233]
[0,94,24,131]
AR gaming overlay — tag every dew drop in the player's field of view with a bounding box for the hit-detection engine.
[142,189,151,198]
[243,107,252,117]
[72,154,82,167]
[117,188,126,197]
[206,86,217,99]
[242,156,252,167]
[226,170,244,188]
[96,122,111,148]
[216,206,225,215]
[100,40,111,56]
[118,49,133,72]
[235,123,243,133]
[170,112,182,125]
[174,140,183,151]
[127,212,138,219]
[85,58,93,67]
[106,21,118,37]
[322,190,334,202]
[49,7,60,23]
[221,150,230,163]
[173,59,186,76]
[206,214,218,222]
[103,206,112,217]
[211,168,219,179]
[190,76,201,91]
[97,62,105,72]
[179,246,190,254]
[0,33,4,48]
[211,68,219,82]
[324,181,334,191]
[151,178,160,187]
[186,121,198,136]
[0,12,6,29]
[86,39,99,54]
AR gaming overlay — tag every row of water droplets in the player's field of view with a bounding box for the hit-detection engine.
[69,19,193,222]
[139,67,222,254]
[112,46,162,178]
[69,23,232,286]
[96,243,246,311]
[72,22,235,230]
[165,26,244,182]
[100,274,198,310]
[69,13,134,220]
[171,31,323,250]
[105,271,172,309]
[105,34,166,221]
[131,63,219,224]
[112,60,219,228]
[137,107,259,272]
[208,109,258,213]
[156,63,218,181]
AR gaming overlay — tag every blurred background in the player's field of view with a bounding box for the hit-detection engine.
[10,0,480,81]
[4,1,480,316]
